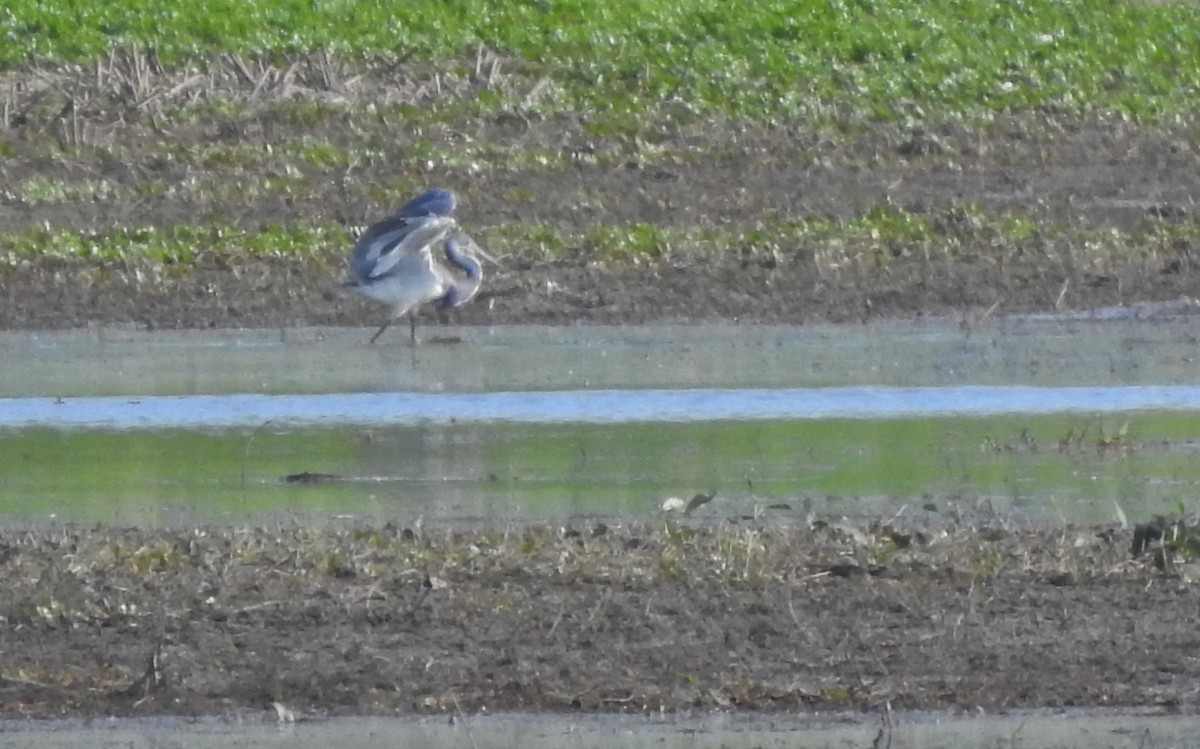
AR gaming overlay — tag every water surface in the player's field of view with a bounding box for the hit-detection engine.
[3,320,1200,526]
[6,384,1200,429]
[3,318,1198,397]
[1,710,1194,749]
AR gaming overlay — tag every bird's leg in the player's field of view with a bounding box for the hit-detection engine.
[368,318,394,344]
[409,314,418,345]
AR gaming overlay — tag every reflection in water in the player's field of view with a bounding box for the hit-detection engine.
[3,413,1198,526]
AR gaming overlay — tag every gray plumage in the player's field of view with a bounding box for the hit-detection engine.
[344,188,491,344]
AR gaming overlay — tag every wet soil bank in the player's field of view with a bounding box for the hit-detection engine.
[1,519,1195,719]
[3,245,1199,333]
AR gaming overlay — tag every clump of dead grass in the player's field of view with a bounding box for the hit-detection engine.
[0,46,538,147]
[0,516,1164,633]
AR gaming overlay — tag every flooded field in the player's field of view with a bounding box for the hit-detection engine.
[5,411,1200,525]
[4,319,1200,742]
[2,319,1200,525]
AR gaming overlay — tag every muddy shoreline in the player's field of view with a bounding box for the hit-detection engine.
[1,520,1196,719]
[4,247,1200,335]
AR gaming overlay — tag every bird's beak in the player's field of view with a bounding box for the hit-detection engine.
[476,246,501,267]
[457,233,500,267]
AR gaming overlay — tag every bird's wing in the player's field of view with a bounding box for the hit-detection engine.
[352,215,456,280]
[349,190,457,280]
[349,216,421,280]
[369,216,456,279]
[395,188,457,218]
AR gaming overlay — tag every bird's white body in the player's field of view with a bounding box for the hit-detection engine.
[347,251,442,310]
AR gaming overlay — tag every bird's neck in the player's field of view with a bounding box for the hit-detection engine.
[444,247,482,278]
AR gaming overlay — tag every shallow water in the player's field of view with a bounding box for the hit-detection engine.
[4,412,1199,525]
[7,384,1200,429]
[3,317,1198,398]
[3,320,1200,525]
[1,710,1196,749]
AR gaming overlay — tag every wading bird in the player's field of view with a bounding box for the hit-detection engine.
[344,188,492,344]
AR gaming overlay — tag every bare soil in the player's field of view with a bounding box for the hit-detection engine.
[1,520,1196,720]
[2,117,1200,331]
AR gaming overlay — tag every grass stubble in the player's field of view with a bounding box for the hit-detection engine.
[1,513,1198,718]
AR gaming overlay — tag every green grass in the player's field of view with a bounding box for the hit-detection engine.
[0,223,341,265]
[3,203,1195,267]
[5,0,1200,125]
[4,3,1198,281]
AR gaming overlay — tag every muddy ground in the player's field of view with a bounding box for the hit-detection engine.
[1,519,1197,720]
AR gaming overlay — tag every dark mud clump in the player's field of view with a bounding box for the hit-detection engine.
[1,519,1197,719]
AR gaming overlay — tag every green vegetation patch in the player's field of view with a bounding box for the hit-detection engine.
[486,202,1200,269]
[0,223,342,265]
[3,203,1198,270]
[4,0,1199,125]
